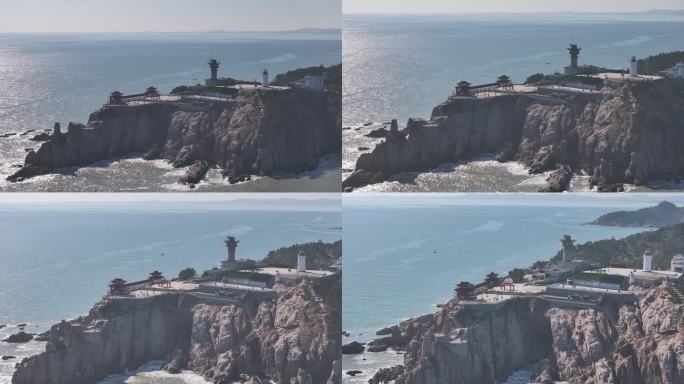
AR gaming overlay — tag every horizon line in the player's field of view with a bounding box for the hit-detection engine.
[343,9,684,15]
[0,27,342,35]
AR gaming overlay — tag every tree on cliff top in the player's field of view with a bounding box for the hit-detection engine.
[262,240,341,270]
[551,223,684,270]
[271,64,342,93]
[638,51,684,75]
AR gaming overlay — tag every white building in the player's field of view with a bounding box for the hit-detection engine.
[671,254,684,273]
[643,248,653,272]
[262,69,269,86]
[630,56,638,76]
[297,251,307,273]
[662,62,684,79]
[294,75,324,92]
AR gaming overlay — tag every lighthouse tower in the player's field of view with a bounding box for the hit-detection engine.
[567,44,581,71]
[561,235,575,262]
[208,59,220,82]
[630,56,638,77]
[224,236,239,264]
[297,251,307,273]
[262,69,269,86]
[642,248,653,272]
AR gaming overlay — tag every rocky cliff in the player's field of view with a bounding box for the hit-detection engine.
[343,79,684,191]
[12,278,341,384]
[8,88,341,185]
[385,286,682,384]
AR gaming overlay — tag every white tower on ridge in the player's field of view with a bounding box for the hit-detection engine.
[262,69,269,86]
[297,251,307,273]
[630,56,638,77]
[642,248,653,272]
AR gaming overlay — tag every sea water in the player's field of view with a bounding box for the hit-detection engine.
[343,14,684,191]
[341,193,684,383]
[0,195,341,384]
[0,31,341,192]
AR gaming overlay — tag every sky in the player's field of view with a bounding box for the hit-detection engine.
[0,0,341,33]
[343,0,684,14]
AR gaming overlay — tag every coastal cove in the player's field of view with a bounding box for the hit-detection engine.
[0,195,341,384]
[341,193,684,383]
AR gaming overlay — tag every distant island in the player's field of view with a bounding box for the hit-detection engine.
[343,47,684,192]
[591,201,684,228]
[345,223,684,383]
[7,62,342,188]
[9,238,342,384]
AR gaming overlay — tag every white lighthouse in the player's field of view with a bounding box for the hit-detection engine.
[630,56,638,77]
[262,69,269,86]
[297,251,307,273]
[642,248,653,272]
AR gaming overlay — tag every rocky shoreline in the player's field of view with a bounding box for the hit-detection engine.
[343,79,684,192]
[11,277,342,384]
[8,86,341,188]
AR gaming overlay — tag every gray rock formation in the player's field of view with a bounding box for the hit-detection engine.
[8,89,341,184]
[12,279,341,384]
[344,79,684,191]
[388,286,683,384]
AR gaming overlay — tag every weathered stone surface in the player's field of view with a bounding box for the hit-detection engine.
[9,89,341,183]
[2,332,33,343]
[12,279,341,384]
[345,80,684,191]
[341,341,365,354]
[391,286,683,384]
[539,165,573,192]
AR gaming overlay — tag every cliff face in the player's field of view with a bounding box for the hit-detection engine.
[343,79,684,191]
[11,294,196,384]
[189,280,341,383]
[393,286,683,384]
[12,280,341,384]
[8,89,341,183]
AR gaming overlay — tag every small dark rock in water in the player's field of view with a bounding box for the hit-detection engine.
[227,174,251,184]
[539,165,573,192]
[376,327,393,336]
[341,168,353,173]
[365,127,389,138]
[354,127,362,131]
[369,365,405,384]
[20,129,36,136]
[342,330,350,337]
[363,122,373,126]
[2,331,33,343]
[342,127,352,130]
[358,147,370,151]
[341,341,365,354]
[30,133,51,142]
[0,133,17,138]
[17,323,27,327]
[0,324,6,330]
[346,370,362,376]
[178,160,209,186]
[163,348,186,374]
[24,148,33,152]
[33,334,49,342]
[367,344,388,352]
[2,356,16,360]
[597,183,625,192]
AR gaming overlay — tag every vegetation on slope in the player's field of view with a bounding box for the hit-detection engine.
[637,51,684,75]
[262,240,341,270]
[551,223,684,270]
[271,64,342,94]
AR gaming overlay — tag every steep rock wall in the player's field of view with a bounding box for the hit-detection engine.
[344,80,684,191]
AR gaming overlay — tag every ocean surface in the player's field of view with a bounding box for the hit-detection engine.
[0,195,341,384]
[341,193,684,383]
[0,31,341,192]
[342,14,684,191]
